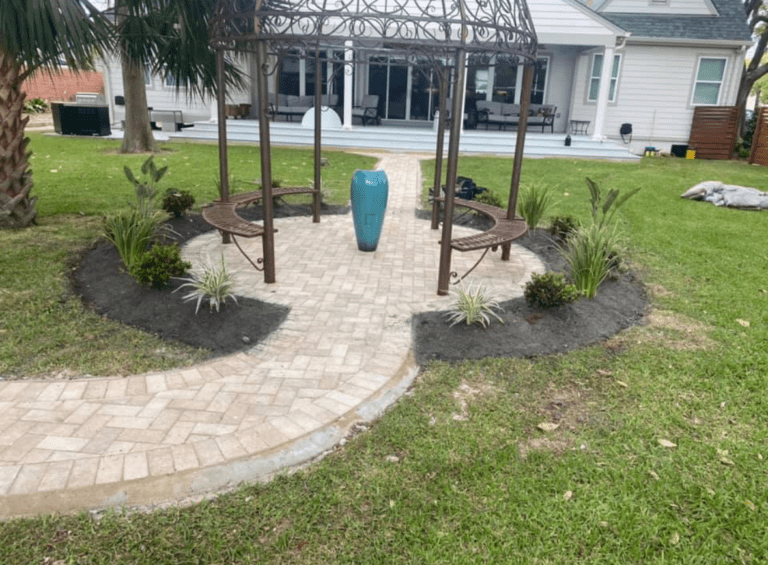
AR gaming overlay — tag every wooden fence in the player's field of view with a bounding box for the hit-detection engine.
[688,106,739,160]
[748,107,768,166]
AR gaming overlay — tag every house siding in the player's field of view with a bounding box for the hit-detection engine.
[102,54,251,126]
[570,43,743,151]
[602,0,715,16]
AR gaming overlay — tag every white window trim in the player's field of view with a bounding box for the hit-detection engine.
[587,53,621,103]
[690,56,727,106]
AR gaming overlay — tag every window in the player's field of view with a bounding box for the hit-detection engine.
[692,57,726,105]
[165,71,177,88]
[588,53,621,102]
[144,66,151,86]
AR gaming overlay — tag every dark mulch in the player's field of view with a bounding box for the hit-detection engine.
[72,204,347,357]
[412,221,649,364]
[73,204,648,363]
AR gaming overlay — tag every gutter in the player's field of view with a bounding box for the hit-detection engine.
[626,36,753,48]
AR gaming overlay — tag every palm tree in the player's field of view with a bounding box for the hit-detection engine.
[115,0,246,154]
[0,0,112,228]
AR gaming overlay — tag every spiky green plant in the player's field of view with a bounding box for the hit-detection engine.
[103,208,167,274]
[176,255,238,314]
[517,182,554,230]
[561,223,621,299]
[446,281,504,328]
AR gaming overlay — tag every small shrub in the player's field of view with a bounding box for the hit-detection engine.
[549,215,579,242]
[103,209,168,273]
[24,98,48,114]
[524,272,580,309]
[517,182,553,230]
[446,282,504,328]
[162,189,195,218]
[474,190,504,209]
[562,223,620,299]
[133,244,191,289]
[176,255,238,313]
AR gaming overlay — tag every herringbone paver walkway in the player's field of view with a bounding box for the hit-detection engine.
[0,153,544,518]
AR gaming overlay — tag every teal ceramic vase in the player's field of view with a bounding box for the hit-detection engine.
[350,170,388,251]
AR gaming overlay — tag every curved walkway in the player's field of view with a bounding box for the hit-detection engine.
[0,154,544,518]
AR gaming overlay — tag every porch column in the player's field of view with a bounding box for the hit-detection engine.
[592,45,614,140]
[344,40,353,130]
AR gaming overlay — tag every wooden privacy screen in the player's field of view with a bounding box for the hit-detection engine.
[688,106,739,160]
[748,107,768,166]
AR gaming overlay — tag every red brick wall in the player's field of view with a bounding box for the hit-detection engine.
[23,68,104,102]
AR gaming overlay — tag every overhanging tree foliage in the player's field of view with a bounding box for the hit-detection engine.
[738,0,768,134]
[0,0,111,228]
[115,0,246,154]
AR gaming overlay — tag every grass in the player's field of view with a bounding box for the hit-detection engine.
[0,134,376,378]
[2,148,768,562]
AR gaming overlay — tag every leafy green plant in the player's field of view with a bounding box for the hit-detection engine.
[517,182,553,230]
[103,209,168,274]
[524,272,581,309]
[133,244,191,289]
[561,223,621,299]
[549,215,579,242]
[586,177,640,228]
[124,156,168,215]
[176,255,238,313]
[474,189,504,209]
[446,281,504,328]
[161,189,195,218]
[24,97,48,114]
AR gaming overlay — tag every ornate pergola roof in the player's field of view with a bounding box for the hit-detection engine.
[211,0,538,65]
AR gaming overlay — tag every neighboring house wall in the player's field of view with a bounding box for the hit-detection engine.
[24,68,103,102]
[102,54,251,126]
[601,0,716,15]
[570,43,745,152]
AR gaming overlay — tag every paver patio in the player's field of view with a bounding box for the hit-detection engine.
[0,153,544,518]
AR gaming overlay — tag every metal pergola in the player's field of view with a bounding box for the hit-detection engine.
[210,0,538,295]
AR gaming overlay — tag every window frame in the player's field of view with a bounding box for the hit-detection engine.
[587,52,621,103]
[690,56,727,106]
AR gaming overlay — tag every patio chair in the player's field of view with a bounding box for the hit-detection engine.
[352,94,381,125]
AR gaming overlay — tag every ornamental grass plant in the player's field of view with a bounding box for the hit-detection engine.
[176,255,238,313]
[516,181,554,230]
[562,222,621,299]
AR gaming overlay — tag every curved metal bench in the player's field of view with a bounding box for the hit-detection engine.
[435,196,528,283]
[201,187,319,270]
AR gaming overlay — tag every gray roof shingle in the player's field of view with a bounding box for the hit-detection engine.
[594,0,751,42]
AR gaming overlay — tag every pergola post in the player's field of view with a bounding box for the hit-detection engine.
[255,41,276,283]
[313,47,322,223]
[437,50,467,296]
[501,63,533,261]
[431,76,447,230]
[215,48,231,245]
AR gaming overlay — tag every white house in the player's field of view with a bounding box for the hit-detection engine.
[101,0,752,155]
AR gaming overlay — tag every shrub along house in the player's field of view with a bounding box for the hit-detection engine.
[101,0,751,156]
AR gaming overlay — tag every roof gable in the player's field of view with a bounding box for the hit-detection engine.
[590,0,752,42]
[526,0,627,46]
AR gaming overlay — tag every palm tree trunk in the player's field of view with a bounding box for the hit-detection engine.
[120,56,156,153]
[0,50,37,228]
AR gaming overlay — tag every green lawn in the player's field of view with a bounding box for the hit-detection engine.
[2,142,768,563]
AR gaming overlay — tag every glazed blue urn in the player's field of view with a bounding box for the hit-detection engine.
[350,170,388,252]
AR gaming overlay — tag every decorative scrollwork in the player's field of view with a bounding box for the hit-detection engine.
[211,0,537,65]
